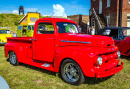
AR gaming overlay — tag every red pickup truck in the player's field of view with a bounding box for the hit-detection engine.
[4,18,123,85]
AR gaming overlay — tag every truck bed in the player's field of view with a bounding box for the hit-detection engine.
[7,37,32,43]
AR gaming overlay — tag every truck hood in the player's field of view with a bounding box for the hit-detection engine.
[59,34,114,48]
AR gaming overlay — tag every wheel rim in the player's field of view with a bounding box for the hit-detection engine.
[63,63,79,82]
[10,52,16,64]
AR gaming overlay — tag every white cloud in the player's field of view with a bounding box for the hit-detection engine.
[24,8,38,12]
[12,10,18,14]
[53,4,67,18]
[0,12,1,14]
[43,15,50,16]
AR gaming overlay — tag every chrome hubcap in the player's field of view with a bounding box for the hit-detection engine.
[64,63,79,82]
[10,52,16,64]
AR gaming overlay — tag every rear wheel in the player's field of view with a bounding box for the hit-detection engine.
[60,59,85,85]
[9,51,19,66]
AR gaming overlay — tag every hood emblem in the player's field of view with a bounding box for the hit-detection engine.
[108,49,110,50]
[61,40,91,44]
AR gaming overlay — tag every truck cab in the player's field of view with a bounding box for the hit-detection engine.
[4,18,123,85]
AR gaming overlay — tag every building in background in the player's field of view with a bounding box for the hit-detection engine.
[90,0,130,34]
[67,15,89,33]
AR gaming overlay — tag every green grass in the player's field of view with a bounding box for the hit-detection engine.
[0,14,24,32]
[0,46,130,89]
[0,14,52,33]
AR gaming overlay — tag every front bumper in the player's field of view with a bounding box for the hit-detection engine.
[0,42,7,45]
[96,62,124,78]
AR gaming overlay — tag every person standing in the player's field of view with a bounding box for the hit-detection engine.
[88,26,95,35]
[91,26,95,35]
[88,27,92,34]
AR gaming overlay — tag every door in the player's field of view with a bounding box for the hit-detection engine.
[99,0,102,14]
[27,25,34,37]
[115,40,125,54]
[26,25,30,37]
[17,25,23,37]
[32,21,55,62]
[114,30,125,53]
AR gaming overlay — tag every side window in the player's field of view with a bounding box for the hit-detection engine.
[18,26,22,30]
[102,29,111,35]
[23,26,27,35]
[118,29,124,40]
[28,26,31,31]
[107,0,111,7]
[37,23,54,34]
[32,26,34,30]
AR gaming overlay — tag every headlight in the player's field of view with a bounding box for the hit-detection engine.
[117,51,121,58]
[97,56,103,65]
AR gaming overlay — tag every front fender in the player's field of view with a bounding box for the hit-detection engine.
[54,46,98,77]
[54,46,118,77]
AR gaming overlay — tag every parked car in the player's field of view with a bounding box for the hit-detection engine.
[17,25,34,37]
[0,27,12,45]
[4,18,123,85]
[97,27,130,56]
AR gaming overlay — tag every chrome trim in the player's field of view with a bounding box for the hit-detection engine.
[0,42,7,45]
[61,40,91,44]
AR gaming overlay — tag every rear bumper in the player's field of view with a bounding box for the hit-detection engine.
[96,62,124,78]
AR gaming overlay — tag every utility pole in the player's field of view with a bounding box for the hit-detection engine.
[118,0,123,27]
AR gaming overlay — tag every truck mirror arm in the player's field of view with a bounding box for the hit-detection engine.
[32,38,37,41]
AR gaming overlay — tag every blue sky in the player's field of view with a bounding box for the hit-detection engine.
[0,0,90,16]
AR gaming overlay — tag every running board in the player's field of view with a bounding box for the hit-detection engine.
[23,59,55,72]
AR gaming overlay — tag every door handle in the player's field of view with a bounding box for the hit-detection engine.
[33,38,37,41]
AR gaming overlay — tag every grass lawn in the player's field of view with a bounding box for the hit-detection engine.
[0,46,130,89]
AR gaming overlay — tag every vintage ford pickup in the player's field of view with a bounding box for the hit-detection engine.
[4,18,123,85]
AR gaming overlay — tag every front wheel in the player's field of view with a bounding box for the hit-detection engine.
[9,51,19,66]
[60,59,85,85]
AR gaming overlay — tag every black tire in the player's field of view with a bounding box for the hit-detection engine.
[9,51,19,66]
[60,59,85,85]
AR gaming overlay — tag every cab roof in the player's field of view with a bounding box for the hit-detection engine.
[98,27,130,35]
[101,27,130,30]
[36,18,77,24]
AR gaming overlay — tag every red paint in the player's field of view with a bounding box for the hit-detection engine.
[115,37,130,56]
[4,18,123,78]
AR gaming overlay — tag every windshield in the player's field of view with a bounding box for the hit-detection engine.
[123,29,130,36]
[0,30,11,34]
[56,22,80,34]
[18,26,22,30]
[102,29,118,36]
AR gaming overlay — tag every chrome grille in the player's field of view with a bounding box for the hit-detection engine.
[101,52,117,63]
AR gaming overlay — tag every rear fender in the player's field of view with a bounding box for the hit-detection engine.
[5,43,28,63]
